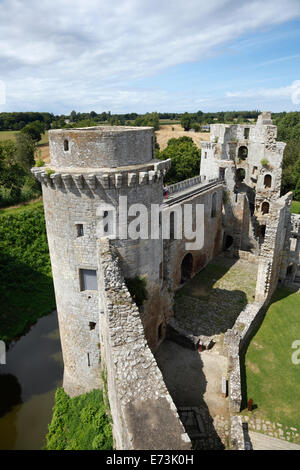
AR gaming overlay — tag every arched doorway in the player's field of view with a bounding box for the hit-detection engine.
[236,168,246,183]
[224,234,234,250]
[264,174,272,189]
[261,201,270,214]
[238,146,248,161]
[256,224,266,242]
[181,253,193,283]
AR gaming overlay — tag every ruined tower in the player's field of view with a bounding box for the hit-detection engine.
[200,112,286,253]
[32,126,171,396]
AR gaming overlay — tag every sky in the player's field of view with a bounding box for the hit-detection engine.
[0,0,300,114]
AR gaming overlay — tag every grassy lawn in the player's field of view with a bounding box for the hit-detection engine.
[0,130,48,145]
[0,198,42,216]
[0,130,18,141]
[243,287,300,435]
[291,200,300,214]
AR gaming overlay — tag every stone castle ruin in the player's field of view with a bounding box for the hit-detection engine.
[32,112,300,450]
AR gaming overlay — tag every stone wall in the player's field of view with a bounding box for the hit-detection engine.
[255,192,293,303]
[163,182,224,292]
[49,126,155,168]
[224,302,265,413]
[97,238,191,450]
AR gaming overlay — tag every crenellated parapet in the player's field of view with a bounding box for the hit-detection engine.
[31,158,171,191]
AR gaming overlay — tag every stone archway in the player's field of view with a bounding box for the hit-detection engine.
[181,253,193,283]
[224,234,234,250]
[261,201,270,214]
[264,174,272,189]
[238,146,248,161]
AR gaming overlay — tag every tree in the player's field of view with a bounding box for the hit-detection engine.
[180,113,192,131]
[0,141,25,201]
[70,110,77,123]
[157,136,201,184]
[293,157,300,201]
[15,133,36,171]
[134,112,160,130]
[21,121,44,143]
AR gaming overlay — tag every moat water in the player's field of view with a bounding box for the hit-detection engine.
[0,311,63,450]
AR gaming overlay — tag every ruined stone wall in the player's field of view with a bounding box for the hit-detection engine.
[224,301,265,413]
[281,213,300,285]
[163,183,224,293]
[200,113,286,256]
[98,238,191,450]
[255,192,293,303]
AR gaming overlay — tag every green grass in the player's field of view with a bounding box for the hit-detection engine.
[0,130,18,141]
[243,287,300,437]
[0,130,48,145]
[0,203,55,342]
[291,200,300,214]
[45,387,113,450]
[0,199,42,216]
[159,120,181,125]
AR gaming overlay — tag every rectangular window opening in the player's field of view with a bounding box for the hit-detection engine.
[79,269,98,291]
[76,224,84,237]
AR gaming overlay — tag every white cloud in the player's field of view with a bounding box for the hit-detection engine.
[0,0,300,112]
[226,80,300,105]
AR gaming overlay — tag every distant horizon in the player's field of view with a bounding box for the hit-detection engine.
[1,109,299,116]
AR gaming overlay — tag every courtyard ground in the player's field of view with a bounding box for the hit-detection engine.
[173,254,258,338]
[155,340,229,449]
[155,254,258,448]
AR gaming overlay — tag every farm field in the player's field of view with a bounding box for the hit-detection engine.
[155,124,210,151]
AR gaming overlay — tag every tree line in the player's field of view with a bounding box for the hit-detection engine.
[0,110,299,206]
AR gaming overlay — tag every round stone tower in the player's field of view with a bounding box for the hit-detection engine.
[32,126,171,396]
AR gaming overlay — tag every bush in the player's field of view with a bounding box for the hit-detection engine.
[45,388,113,450]
[261,158,269,167]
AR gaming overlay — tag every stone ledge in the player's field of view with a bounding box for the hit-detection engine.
[31,158,171,190]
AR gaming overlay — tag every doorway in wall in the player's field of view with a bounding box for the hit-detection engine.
[181,253,193,283]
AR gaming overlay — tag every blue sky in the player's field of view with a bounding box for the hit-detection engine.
[0,0,300,114]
